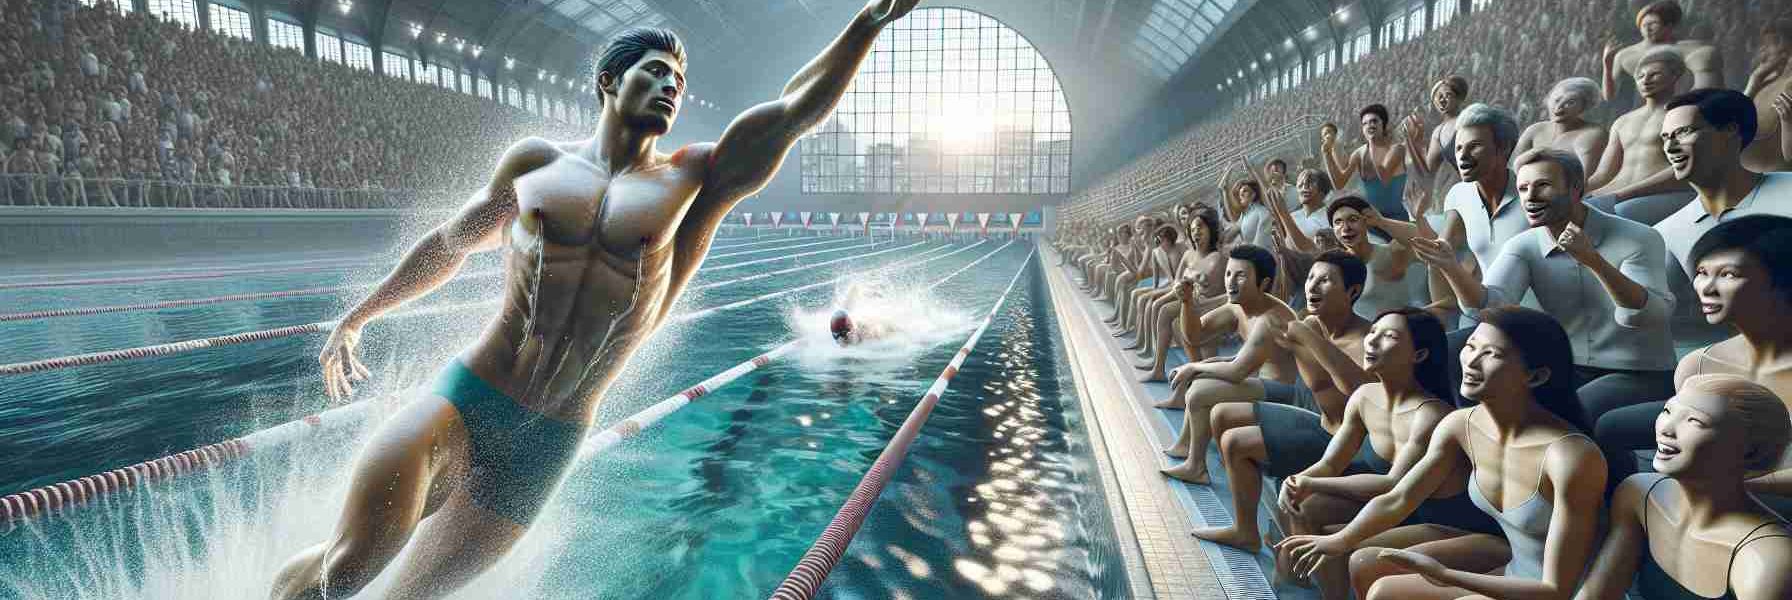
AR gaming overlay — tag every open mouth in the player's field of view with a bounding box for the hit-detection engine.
[651,98,677,112]
[1702,302,1723,315]
[1462,371,1485,386]
[1656,442,1681,459]
[1306,294,1324,307]
[1363,350,1381,364]
[1668,154,1690,169]
[1524,202,1551,221]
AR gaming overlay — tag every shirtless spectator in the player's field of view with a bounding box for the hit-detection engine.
[1742,16,1792,173]
[1587,47,1696,226]
[1601,1,1723,103]
[1515,77,1609,177]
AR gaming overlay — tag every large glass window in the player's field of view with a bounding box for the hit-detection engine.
[1129,0,1244,79]
[477,78,493,100]
[80,0,132,14]
[315,31,343,64]
[1437,0,1459,26]
[209,4,252,40]
[441,67,458,91]
[460,73,473,95]
[147,0,196,27]
[800,8,1072,195]
[268,19,304,52]
[1353,29,1372,60]
[382,52,410,79]
[343,40,373,71]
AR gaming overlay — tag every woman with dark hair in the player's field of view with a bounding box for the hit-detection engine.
[1135,207,1229,381]
[1277,307,1498,600]
[1596,215,1792,508]
[1279,306,1607,600]
[1118,223,1185,351]
[1324,104,1410,229]
[1575,374,1792,600]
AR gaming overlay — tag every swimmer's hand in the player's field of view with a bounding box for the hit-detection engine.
[319,323,371,402]
[863,0,921,26]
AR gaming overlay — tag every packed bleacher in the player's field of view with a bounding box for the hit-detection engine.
[0,0,585,207]
[1051,1,1792,598]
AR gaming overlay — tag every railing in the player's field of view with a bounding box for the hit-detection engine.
[0,174,432,210]
[1060,114,1326,226]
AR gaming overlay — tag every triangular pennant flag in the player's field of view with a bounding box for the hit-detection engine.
[800,212,813,228]
[946,213,961,230]
[743,212,755,227]
[771,212,784,228]
[1009,213,1023,232]
[859,212,872,232]
[977,213,991,235]
[829,212,841,231]
[913,213,928,229]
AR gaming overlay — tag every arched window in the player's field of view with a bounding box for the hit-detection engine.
[801,7,1071,195]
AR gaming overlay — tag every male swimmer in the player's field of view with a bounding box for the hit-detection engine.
[828,283,893,346]
[269,2,921,598]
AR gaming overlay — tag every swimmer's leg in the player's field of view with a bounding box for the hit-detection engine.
[381,490,529,600]
[269,396,464,600]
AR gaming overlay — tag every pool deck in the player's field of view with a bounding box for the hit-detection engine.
[1041,243,1297,600]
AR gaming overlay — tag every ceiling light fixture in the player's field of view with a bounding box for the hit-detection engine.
[504,57,515,70]
[408,22,422,38]
[336,0,351,14]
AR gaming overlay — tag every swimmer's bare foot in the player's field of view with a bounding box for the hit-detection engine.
[1161,462,1210,484]
[1138,370,1167,383]
[1154,397,1185,410]
[1162,443,1190,459]
[1192,526,1262,551]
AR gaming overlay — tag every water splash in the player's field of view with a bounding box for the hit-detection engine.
[784,275,975,372]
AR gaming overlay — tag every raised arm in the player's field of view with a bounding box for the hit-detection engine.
[1573,475,1650,600]
[1600,39,1623,102]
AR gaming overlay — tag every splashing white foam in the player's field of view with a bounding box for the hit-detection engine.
[785,275,976,371]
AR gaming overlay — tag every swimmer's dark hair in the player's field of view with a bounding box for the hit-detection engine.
[597,28,685,102]
[1313,249,1367,303]
[1374,307,1456,407]
[1188,206,1221,253]
[1233,179,1263,202]
[1689,215,1792,307]
[1154,223,1180,244]
[1433,75,1469,100]
[1266,158,1288,172]
[1666,89,1758,149]
[1479,306,1588,432]
[1228,244,1277,291]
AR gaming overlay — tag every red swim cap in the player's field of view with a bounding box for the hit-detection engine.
[830,310,853,341]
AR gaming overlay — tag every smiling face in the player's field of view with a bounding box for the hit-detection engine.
[1693,248,1775,325]
[1639,13,1669,43]
[1548,88,1587,123]
[601,49,685,134]
[1363,312,1418,374]
[1454,124,1502,182]
[1458,323,1530,402]
[1235,182,1260,205]
[1652,390,1740,476]
[1266,161,1287,185]
[1515,160,1578,229]
[1660,105,1740,183]
[1190,217,1214,252]
[1296,172,1324,205]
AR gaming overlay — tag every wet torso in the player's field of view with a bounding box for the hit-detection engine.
[1609,104,1678,191]
[462,141,701,426]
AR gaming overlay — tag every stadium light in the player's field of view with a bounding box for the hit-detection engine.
[454,39,465,52]
[435,32,446,44]
[505,57,515,70]
[408,22,422,38]
[1283,38,1293,49]
[1250,61,1259,70]
[336,0,351,14]
[1336,7,1350,23]
[471,45,484,57]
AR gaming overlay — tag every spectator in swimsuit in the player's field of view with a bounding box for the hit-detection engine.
[1280,307,1608,600]
[1577,374,1792,600]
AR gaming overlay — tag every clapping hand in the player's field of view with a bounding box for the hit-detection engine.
[1555,221,1594,261]
[1275,534,1351,579]
[1407,236,1455,267]
[1403,180,1433,218]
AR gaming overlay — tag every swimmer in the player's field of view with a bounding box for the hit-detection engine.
[828,283,893,346]
[269,2,921,599]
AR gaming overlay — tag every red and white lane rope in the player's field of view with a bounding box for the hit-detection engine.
[769,250,1035,600]
[0,245,1022,531]
[707,234,830,252]
[0,242,970,375]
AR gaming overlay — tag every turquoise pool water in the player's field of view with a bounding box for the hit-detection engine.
[0,232,1130,599]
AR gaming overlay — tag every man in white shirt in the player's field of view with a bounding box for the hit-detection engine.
[1412,149,1677,482]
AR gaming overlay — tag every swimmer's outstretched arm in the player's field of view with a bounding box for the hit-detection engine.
[318,140,549,400]
[660,0,919,318]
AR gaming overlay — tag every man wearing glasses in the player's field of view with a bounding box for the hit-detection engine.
[1655,89,1792,278]
[1584,47,1697,226]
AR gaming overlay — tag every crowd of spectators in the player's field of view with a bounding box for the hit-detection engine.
[1066,0,1780,221]
[0,0,587,207]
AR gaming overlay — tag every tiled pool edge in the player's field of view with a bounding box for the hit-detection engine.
[1037,244,1227,599]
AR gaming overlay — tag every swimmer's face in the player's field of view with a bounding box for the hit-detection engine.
[1363,312,1421,374]
[1296,172,1323,204]
[1223,258,1262,302]
[1304,261,1355,315]
[1454,124,1502,182]
[602,50,685,134]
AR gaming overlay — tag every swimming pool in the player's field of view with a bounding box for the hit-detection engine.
[0,232,1132,599]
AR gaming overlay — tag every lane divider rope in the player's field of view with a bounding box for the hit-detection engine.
[768,250,1035,600]
[704,241,882,272]
[691,241,927,292]
[704,237,863,261]
[0,243,1020,532]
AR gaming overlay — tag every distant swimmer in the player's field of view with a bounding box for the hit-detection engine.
[268,2,921,599]
[828,283,893,346]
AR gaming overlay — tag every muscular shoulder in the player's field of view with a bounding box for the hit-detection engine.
[494,136,567,179]
[671,142,717,172]
[1543,432,1607,484]
[1731,535,1792,600]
